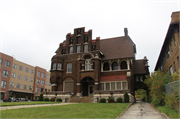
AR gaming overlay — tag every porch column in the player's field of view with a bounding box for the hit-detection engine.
[101,62,103,72]
[109,60,112,71]
[118,59,121,70]
[95,82,99,90]
[76,83,81,96]
[127,59,130,70]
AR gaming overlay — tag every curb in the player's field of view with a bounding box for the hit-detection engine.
[150,104,170,119]
[116,102,134,119]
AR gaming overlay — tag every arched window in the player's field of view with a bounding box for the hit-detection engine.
[112,62,118,70]
[103,62,109,71]
[121,61,127,69]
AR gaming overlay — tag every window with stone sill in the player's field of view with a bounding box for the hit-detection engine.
[24,76,28,81]
[85,59,91,70]
[84,45,88,52]
[42,73,45,78]
[30,78,33,82]
[57,63,61,70]
[3,70,9,78]
[29,86,32,90]
[11,73,16,78]
[18,74,22,79]
[26,68,29,72]
[1,81,7,88]
[36,87,39,92]
[31,69,34,74]
[77,46,81,53]
[19,66,23,71]
[23,85,27,89]
[41,80,44,85]
[53,63,56,70]
[69,47,73,54]
[5,60,10,68]
[67,63,72,73]
[37,71,41,77]
[10,82,14,87]
[17,83,21,88]
[37,79,40,84]
[13,64,17,69]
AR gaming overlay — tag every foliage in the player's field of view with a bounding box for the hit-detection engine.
[56,98,62,102]
[1,103,130,118]
[39,93,44,101]
[116,97,123,103]
[135,89,147,101]
[157,105,179,118]
[124,92,129,103]
[50,98,55,102]
[107,97,114,103]
[144,70,170,106]
[99,98,106,103]
[44,98,49,101]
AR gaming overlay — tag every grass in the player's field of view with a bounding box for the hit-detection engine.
[1,103,130,118]
[156,105,179,118]
[0,101,61,107]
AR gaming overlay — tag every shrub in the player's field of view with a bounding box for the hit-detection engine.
[124,92,129,103]
[56,98,62,102]
[116,97,123,103]
[50,98,55,102]
[99,98,106,103]
[39,93,43,101]
[44,98,49,101]
[108,97,114,103]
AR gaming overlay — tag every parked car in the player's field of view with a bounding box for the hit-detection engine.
[3,97,17,102]
[16,98,26,102]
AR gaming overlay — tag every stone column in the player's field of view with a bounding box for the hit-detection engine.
[127,59,130,70]
[109,60,112,71]
[76,83,81,96]
[118,59,121,70]
[101,62,103,72]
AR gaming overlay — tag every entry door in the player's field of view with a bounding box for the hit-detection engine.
[88,85,95,96]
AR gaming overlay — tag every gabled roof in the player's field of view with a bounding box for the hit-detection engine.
[100,36,135,60]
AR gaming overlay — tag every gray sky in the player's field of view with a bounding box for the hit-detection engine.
[1,0,179,73]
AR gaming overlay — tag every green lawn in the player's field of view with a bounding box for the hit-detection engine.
[157,105,179,118]
[0,101,61,107]
[1,103,130,118]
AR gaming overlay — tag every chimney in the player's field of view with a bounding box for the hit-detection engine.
[124,28,128,37]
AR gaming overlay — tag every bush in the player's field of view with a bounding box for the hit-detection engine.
[99,98,106,103]
[116,97,123,103]
[44,98,49,101]
[39,93,43,101]
[124,92,129,103]
[108,97,114,103]
[50,98,55,102]
[56,98,62,102]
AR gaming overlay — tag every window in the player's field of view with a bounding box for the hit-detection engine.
[169,66,173,76]
[29,86,32,90]
[37,71,41,77]
[0,59,2,65]
[46,82,48,85]
[13,64,17,69]
[85,59,91,70]
[117,82,121,90]
[11,73,16,78]
[84,45,88,52]
[1,81,7,88]
[3,70,9,77]
[112,62,118,70]
[173,62,176,72]
[46,74,48,78]
[23,85,27,89]
[37,79,40,84]
[17,83,21,88]
[49,83,51,86]
[19,66,23,71]
[103,62,110,71]
[53,63,56,70]
[31,69,34,74]
[5,60,10,68]
[122,82,127,90]
[41,88,44,92]
[57,63,61,70]
[67,63,72,73]
[167,49,170,59]
[42,73,45,78]
[26,68,29,72]
[121,61,127,69]
[173,35,177,47]
[105,83,110,91]
[36,87,39,92]
[136,76,138,81]
[18,75,22,79]
[69,47,73,54]
[30,78,33,82]
[100,83,104,90]
[77,46,81,53]
[140,76,143,82]
[41,80,44,85]
[24,76,28,81]
[10,82,14,87]
[45,89,47,92]
[111,82,115,90]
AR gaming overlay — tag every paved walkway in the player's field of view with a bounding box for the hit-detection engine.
[119,102,167,119]
[0,103,77,110]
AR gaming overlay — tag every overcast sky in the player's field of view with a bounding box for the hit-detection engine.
[1,0,179,73]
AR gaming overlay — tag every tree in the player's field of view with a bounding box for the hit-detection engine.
[39,93,44,101]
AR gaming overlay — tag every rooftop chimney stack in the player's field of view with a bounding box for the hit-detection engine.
[124,28,128,37]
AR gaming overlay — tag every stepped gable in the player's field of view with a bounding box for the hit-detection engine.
[100,36,135,60]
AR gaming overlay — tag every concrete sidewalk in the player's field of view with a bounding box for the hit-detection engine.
[0,103,77,110]
[119,102,167,119]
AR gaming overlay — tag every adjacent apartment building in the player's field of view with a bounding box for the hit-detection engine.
[0,52,51,100]
[155,11,179,75]
[45,27,149,102]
